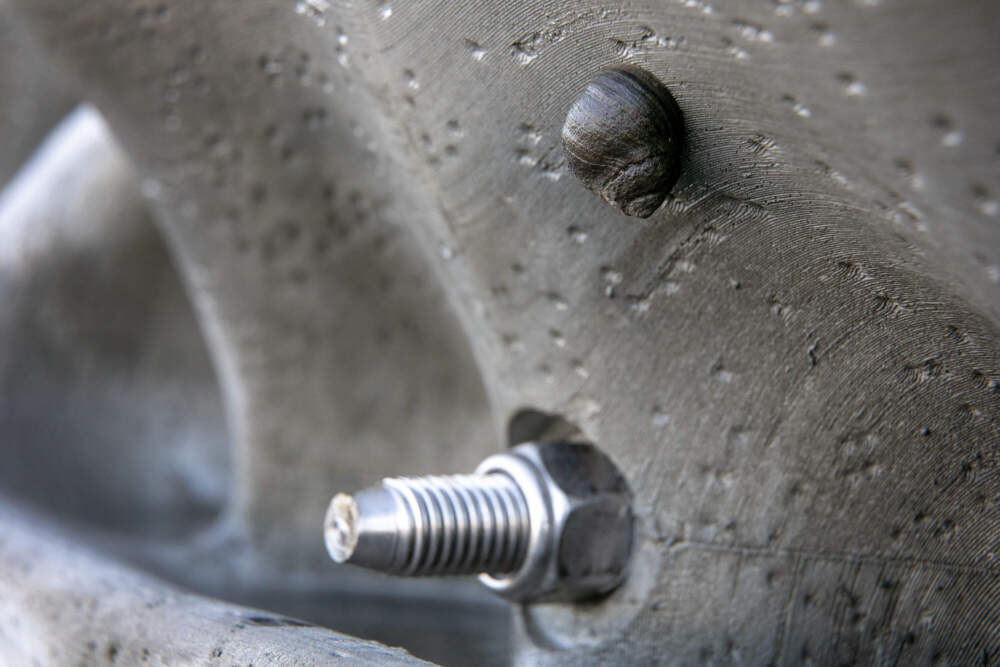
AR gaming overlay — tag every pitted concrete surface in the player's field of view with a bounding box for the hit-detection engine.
[1,1,998,664]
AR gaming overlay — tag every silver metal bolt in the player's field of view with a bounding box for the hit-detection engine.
[324,442,634,602]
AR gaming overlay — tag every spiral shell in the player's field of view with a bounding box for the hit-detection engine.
[561,65,684,218]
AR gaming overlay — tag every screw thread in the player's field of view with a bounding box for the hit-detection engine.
[326,443,634,602]
[383,473,530,576]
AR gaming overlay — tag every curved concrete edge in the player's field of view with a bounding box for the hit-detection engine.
[0,0,78,190]
[0,498,434,666]
[0,105,232,538]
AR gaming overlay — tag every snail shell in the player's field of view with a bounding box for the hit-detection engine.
[561,65,684,218]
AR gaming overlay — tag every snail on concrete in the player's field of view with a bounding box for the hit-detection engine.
[561,65,685,218]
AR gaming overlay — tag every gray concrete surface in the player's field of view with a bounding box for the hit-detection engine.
[0,500,430,665]
[0,106,230,539]
[0,0,998,664]
[0,0,76,188]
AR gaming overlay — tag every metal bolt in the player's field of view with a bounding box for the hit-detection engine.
[324,442,634,602]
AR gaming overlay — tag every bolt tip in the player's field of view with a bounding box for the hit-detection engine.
[324,493,359,563]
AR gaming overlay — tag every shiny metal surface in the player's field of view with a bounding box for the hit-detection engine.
[326,443,634,603]
[478,443,634,603]
[327,474,529,576]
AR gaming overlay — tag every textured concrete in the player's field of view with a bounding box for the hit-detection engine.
[1,0,999,664]
[0,501,430,666]
[0,104,509,666]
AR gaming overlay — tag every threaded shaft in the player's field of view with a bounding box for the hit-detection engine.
[325,442,635,603]
[325,472,532,577]
[383,473,530,576]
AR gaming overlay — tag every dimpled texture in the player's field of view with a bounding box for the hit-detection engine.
[2,1,1000,665]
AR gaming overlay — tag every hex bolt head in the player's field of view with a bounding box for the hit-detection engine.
[324,442,635,603]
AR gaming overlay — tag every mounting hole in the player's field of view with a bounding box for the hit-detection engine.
[505,408,658,650]
[507,408,587,447]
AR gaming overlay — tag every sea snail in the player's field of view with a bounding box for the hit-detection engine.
[561,65,685,218]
